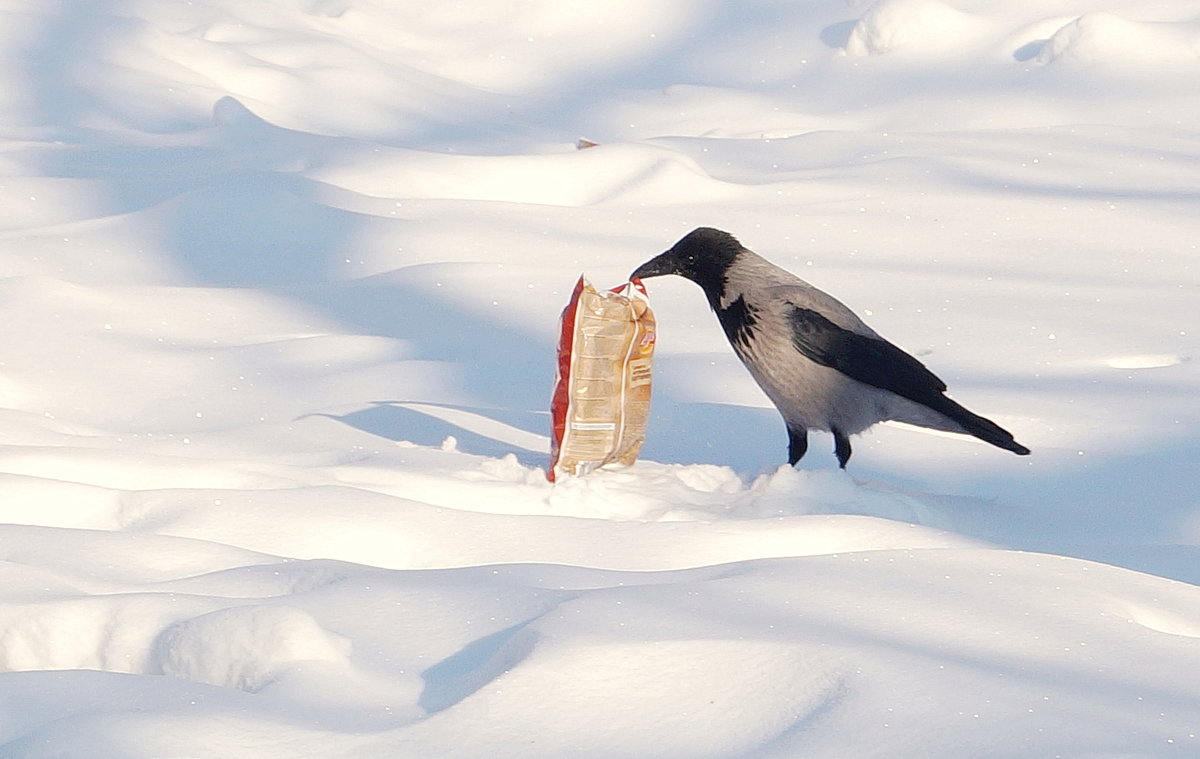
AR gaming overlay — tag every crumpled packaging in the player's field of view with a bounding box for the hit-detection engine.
[549,276,655,481]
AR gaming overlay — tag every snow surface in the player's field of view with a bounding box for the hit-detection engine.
[1,0,1199,757]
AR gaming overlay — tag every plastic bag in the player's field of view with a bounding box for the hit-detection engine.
[548,276,655,481]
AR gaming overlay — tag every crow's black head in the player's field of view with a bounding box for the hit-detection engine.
[631,228,744,301]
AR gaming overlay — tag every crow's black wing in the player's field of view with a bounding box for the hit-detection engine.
[787,305,947,405]
[787,303,1030,455]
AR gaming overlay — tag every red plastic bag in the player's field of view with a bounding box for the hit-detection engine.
[549,276,655,481]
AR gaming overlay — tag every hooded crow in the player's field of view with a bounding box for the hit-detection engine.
[631,227,1030,468]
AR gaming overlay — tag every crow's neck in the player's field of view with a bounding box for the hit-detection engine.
[714,292,758,353]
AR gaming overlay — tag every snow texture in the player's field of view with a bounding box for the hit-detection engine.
[0,1,1198,757]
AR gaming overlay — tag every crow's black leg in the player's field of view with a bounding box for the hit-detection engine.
[832,427,852,468]
[787,425,808,466]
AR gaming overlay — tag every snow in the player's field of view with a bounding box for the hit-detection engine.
[1,0,1198,756]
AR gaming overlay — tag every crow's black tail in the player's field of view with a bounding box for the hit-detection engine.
[929,396,1030,456]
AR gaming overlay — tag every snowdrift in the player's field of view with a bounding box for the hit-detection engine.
[0,1,1197,757]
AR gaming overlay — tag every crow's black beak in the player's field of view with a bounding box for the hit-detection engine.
[630,251,677,281]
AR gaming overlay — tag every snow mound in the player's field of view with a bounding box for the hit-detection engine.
[156,605,353,691]
[844,0,984,56]
[0,594,210,674]
[1037,12,1200,65]
[306,141,738,207]
[421,631,841,756]
[1105,354,1184,370]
